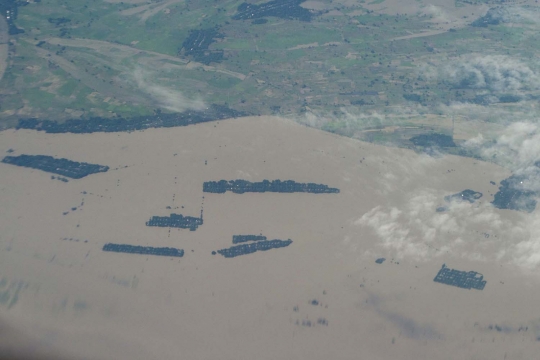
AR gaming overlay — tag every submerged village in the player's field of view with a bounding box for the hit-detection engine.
[3,103,539,293]
[2,100,537,293]
[8,137,533,291]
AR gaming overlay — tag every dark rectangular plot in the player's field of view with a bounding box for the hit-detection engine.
[217,239,292,258]
[433,264,486,290]
[203,179,339,194]
[102,243,184,257]
[2,154,109,179]
[146,213,203,231]
[232,235,267,243]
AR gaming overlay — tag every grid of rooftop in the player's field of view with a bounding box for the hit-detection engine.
[232,235,267,244]
[146,212,203,231]
[433,264,486,290]
[203,179,340,194]
[216,239,293,258]
[102,243,184,257]
[1,154,109,179]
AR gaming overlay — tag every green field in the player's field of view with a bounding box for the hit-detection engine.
[0,0,539,151]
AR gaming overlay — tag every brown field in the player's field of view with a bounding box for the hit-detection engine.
[0,116,539,360]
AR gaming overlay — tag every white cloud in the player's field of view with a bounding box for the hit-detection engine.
[464,122,540,190]
[296,104,426,140]
[439,55,540,93]
[133,67,206,113]
[355,178,540,270]
[479,6,540,25]
[355,189,494,262]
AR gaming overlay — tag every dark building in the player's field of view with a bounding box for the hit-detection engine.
[433,264,486,290]
[2,154,109,179]
[203,179,340,194]
[102,243,184,257]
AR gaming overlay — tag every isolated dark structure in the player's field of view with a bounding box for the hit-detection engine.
[203,179,340,194]
[444,189,483,203]
[232,235,267,244]
[16,104,247,133]
[492,175,537,212]
[409,133,456,148]
[146,212,203,231]
[433,264,486,290]
[1,154,109,179]
[217,239,293,258]
[102,243,184,257]
[375,258,386,264]
[232,0,313,22]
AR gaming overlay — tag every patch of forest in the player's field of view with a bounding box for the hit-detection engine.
[179,27,224,65]
[409,133,456,148]
[232,0,313,22]
[492,174,537,212]
[16,104,248,133]
[444,189,483,203]
[0,0,26,35]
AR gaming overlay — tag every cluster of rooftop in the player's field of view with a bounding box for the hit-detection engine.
[203,179,340,194]
[232,235,267,244]
[433,264,486,290]
[1,154,109,179]
[215,234,292,258]
[146,212,203,231]
[102,243,184,257]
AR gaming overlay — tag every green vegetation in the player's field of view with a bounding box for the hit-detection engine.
[0,0,538,155]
